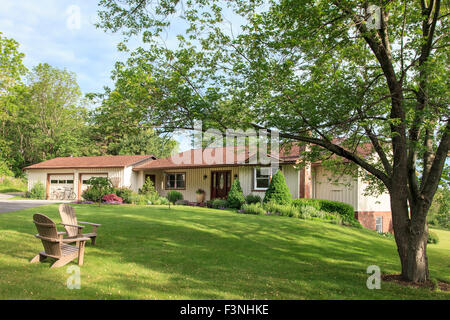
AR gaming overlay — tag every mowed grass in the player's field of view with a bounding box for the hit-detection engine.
[0,204,449,300]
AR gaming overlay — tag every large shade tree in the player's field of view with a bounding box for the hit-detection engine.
[97,0,449,282]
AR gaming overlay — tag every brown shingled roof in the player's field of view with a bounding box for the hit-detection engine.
[24,155,156,170]
[133,145,303,171]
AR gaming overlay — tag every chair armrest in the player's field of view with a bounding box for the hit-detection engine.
[35,234,60,242]
[79,221,101,227]
[59,223,84,229]
[61,237,90,243]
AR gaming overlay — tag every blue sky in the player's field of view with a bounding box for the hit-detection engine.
[0,0,129,94]
[0,0,195,151]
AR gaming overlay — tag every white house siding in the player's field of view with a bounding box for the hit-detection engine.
[26,168,124,199]
[356,177,391,212]
[281,165,300,199]
[238,166,266,199]
[123,166,133,188]
[312,165,358,209]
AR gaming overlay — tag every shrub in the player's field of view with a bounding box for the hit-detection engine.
[27,182,46,199]
[140,177,160,202]
[153,197,169,205]
[211,199,228,209]
[428,231,440,244]
[298,205,325,219]
[245,194,262,205]
[82,187,103,202]
[82,177,113,204]
[196,188,205,194]
[167,190,183,204]
[263,170,292,205]
[264,202,299,218]
[227,179,245,208]
[102,193,123,204]
[130,193,156,205]
[292,198,361,227]
[113,187,134,204]
[240,203,266,215]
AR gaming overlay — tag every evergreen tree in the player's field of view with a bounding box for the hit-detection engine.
[227,179,245,209]
[263,170,292,205]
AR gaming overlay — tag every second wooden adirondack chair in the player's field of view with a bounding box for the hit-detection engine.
[59,204,101,245]
[30,213,90,268]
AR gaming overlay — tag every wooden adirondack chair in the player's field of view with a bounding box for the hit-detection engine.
[59,204,101,245]
[30,214,90,268]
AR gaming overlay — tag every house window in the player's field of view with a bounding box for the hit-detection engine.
[376,216,383,233]
[253,167,278,190]
[165,173,186,189]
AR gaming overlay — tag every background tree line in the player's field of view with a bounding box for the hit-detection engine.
[0,32,178,177]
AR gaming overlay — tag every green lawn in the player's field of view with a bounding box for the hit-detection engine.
[0,204,448,299]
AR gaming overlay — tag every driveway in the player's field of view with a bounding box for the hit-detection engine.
[0,199,70,213]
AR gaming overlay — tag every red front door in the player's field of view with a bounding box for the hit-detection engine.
[211,171,231,199]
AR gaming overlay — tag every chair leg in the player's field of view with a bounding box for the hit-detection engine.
[51,256,73,268]
[91,236,96,246]
[30,254,46,263]
[78,242,85,266]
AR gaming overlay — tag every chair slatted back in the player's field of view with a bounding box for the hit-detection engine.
[33,214,61,257]
[59,204,79,237]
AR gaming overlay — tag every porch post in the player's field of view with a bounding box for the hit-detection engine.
[299,164,312,199]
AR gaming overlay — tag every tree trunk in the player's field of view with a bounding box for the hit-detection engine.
[406,202,429,282]
[390,193,430,282]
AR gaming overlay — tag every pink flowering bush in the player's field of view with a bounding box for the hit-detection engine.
[102,193,123,204]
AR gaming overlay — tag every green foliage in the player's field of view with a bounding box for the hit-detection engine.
[0,162,13,177]
[211,199,228,209]
[82,187,103,203]
[0,176,27,193]
[264,202,299,218]
[82,177,113,203]
[428,231,440,245]
[428,188,450,230]
[241,203,266,215]
[292,198,360,227]
[167,190,183,204]
[245,194,262,205]
[153,197,169,205]
[227,179,245,209]
[263,170,292,205]
[129,193,150,205]
[140,177,159,202]
[113,187,134,204]
[196,188,205,194]
[26,181,45,199]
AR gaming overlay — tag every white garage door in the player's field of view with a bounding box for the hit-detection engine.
[80,174,108,194]
[49,174,75,200]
